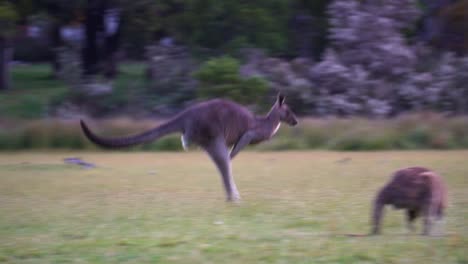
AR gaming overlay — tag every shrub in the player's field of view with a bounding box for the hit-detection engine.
[1,114,468,151]
[142,136,182,151]
[12,95,45,119]
[173,1,291,54]
[194,56,268,104]
[0,132,19,150]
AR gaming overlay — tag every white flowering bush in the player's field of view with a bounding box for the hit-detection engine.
[295,0,468,116]
[237,0,468,116]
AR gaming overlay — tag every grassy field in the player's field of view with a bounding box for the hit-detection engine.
[0,151,467,263]
[0,63,145,119]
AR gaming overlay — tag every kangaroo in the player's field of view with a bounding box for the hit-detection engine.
[371,167,448,235]
[80,94,298,202]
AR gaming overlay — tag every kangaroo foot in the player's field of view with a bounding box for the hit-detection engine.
[227,193,241,203]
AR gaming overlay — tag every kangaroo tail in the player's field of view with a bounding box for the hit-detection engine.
[80,118,182,148]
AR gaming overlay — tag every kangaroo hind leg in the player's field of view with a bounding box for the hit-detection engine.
[203,137,240,202]
[406,209,419,232]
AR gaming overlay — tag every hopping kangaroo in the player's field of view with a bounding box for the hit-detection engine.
[80,94,298,202]
[371,167,448,235]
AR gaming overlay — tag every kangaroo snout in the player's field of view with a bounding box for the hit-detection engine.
[287,117,298,126]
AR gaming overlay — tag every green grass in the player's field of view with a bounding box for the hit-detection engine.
[2,113,468,151]
[0,63,145,119]
[0,64,66,119]
[0,151,467,263]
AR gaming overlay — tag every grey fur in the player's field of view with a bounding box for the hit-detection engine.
[80,94,298,201]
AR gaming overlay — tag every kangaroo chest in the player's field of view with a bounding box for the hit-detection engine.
[271,123,281,136]
[248,122,281,145]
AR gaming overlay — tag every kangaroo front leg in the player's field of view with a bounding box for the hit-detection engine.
[371,194,385,235]
[406,209,419,232]
[230,131,256,160]
[422,204,436,235]
[204,137,240,202]
[422,214,432,235]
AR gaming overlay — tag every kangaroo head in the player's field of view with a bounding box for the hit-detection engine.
[274,94,298,126]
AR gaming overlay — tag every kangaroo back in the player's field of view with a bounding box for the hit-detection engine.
[80,117,182,148]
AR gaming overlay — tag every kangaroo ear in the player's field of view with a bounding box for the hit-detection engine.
[277,93,285,106]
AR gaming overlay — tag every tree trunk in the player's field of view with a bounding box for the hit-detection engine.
[50,21,62,78]
[0,37,12,91]
[103,8,121,80]
[290,12,314,58]
[82,0,105,76]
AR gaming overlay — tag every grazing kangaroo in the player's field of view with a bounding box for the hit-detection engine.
[80,94,298,202]
[371,167,448,235]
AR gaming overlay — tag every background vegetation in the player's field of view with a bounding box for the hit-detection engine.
[1,0,468,150]
[2,113,468,151]
[1,0,468,113]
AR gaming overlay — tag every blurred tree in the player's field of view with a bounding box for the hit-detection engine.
[102,7,122,79]
[118,0,183,58]
[42,0,85,77]
[0,0,48,90]
[419,0,468,55]
[194,56,268,104]
[289,0,330,59]
[0,1,17,91]
[40,0,121,80]
[437,0,468,55]
[115,0,332,58]
[171,0,290,55]
[82,0,121,78]
[82,0,103,76]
